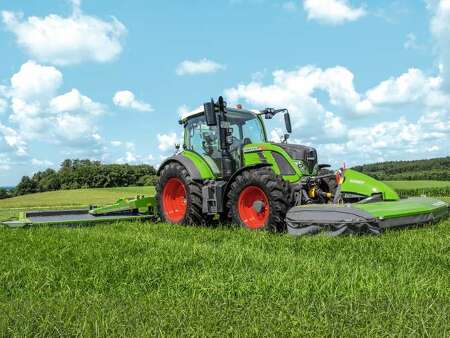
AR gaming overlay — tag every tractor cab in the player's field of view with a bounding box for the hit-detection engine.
[179,97,305,180]
[182,107,267,174]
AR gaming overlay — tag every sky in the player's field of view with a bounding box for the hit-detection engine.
[0,0,449,185]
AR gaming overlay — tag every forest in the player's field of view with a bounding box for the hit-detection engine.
[0,159,157,198]
[353,156,450,181]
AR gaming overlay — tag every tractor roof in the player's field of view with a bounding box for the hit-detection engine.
[179,105,260,124]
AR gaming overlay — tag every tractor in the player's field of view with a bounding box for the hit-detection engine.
[156,96,398,231]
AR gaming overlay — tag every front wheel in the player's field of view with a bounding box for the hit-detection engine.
[156,162,205,225]
[226,168,289,232]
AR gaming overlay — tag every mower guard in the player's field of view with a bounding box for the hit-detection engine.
[286,197,450,236]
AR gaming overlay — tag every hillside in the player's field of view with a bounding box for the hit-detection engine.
[353,156,450,181]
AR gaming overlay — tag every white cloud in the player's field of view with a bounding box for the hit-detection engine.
[11,61,62,102]
[157,132,180,152]
[225,60,450,165]
[113,90,153,112]
[50,89,104,115]
[428,0,450,87]
[31,158,53,166]
[225,65,356,139]
[363,68,445,106]
[303,0,366,25]
[3,61,105,156]
[176,58,226,76]
[1,2,126,65]
[0,123,27,156]
[54,114,93,141]
[0,98,7,114]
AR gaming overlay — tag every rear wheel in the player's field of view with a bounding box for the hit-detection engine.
[156,162,205,225]
[227,168,289,232]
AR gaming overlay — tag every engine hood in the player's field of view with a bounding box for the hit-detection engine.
[273,143,318,173]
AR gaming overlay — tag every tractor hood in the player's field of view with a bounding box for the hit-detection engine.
[273,143,318,174]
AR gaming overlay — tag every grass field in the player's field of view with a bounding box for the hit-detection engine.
[385,180,450,189]
[1,183,450,336]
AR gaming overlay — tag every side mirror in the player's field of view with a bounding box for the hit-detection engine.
[284,112,292,134]
[204,98,217,126]
[218,96,226,113]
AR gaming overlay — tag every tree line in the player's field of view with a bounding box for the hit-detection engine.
[0,159,158,199]
[352,156,450,181]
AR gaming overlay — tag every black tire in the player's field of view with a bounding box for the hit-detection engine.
[156,162,205,225]
[226,167,290,232]
[318,168,337,195]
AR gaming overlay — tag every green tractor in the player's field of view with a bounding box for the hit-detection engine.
[156,97,448,234]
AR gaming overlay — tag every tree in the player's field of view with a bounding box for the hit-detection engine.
[0,188,9,199]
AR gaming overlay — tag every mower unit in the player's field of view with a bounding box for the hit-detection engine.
[2,195,156,228]
[3,96,449,234]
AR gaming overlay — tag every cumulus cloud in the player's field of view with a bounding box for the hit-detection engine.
[0,99,7,114]
[225,65,359,139]
[3,61,105,156]
[360,68,448,111]
[428,0,450,87]
[225,60,450,165]
[157,133,180,152]
[50,89,104,115]
[113,90,153,112]
[303,0,366,25]
[176,58,226,76]
[1,1,126,65]
[10,61,62,102]
[0,123,28,156]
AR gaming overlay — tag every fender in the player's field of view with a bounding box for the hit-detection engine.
[224,163,272,196]
[157,154,202,180]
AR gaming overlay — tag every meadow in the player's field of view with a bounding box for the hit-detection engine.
[1,183,450,336]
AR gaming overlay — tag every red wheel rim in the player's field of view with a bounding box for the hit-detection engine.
[238,186,269,229]
[162,178,187,223]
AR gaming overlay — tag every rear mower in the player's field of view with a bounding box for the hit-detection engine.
[3,97,449,235]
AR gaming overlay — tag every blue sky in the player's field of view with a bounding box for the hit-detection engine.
[0,0,449,185]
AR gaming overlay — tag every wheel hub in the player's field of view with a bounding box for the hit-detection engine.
[162,178,187,223]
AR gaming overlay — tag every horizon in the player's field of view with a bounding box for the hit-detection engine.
[0,0,449,185]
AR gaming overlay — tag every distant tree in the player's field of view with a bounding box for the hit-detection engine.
[0,188,9,199]
[15,176,39,196]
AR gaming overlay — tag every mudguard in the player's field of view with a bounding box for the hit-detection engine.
[157,152,215,180]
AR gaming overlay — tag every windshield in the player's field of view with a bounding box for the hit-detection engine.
[226,110,266,144]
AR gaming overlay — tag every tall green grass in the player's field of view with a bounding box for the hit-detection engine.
[2,219,450,336]
[1,184,450,335]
